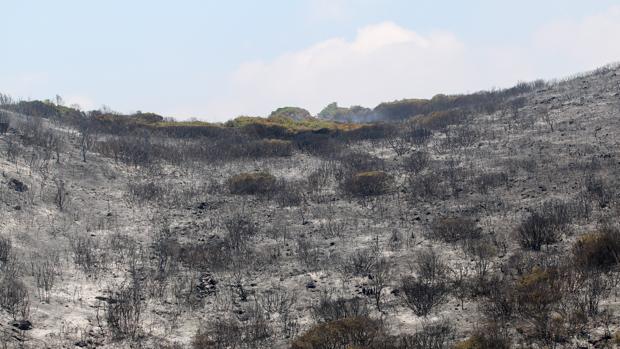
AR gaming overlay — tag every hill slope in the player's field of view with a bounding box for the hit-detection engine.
[0,64,619,348]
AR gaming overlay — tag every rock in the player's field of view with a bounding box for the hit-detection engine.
[10,320,32,331]
[196,273,218,298]
[8,179,28,192]
[195,202,209,210]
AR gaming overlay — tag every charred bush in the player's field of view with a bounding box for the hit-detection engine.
[399,319,455,349]
[340,248,377,277]
[474,172,509,194]
[293,132,342,157]
[430,216,480,243]
[126,181,168,203]
[404,151,430,175]
[227,171,277,196]
[453,330,510,349]
[342,171,393,197]
[0,275,30,319]
[0,236,11,264]
[312,293,369,323]
[401,249,449,316]
[338,151,386,174]
[404,125,433,146]
[274,179,304,207]
[516,200,576,250]
[245,139,293,158]
[105,280,144,339]
[408,173,444,200]
[573,227,620,271]
[224,213,257,251]
[193,318,242,349]
[291,316,383,349]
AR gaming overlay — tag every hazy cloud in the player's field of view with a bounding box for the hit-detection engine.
[195,6,620,121]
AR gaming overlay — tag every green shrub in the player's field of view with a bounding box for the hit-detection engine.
[342,171,392,197]
[227,172,276,196]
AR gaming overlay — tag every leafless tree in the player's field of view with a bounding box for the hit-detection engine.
[401,249,449,316]
[78,121,95,162]
[0,275,30,320]
[366,257,390,312]
[105,279,144,339]
[404,151,430,175]
[54,178,68,211]
[30,251,60,302]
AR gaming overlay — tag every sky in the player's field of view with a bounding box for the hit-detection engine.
[2,0,620,121]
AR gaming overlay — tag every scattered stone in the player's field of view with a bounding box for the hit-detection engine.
[10,320,32,331]
[8,179,27,192]
[196,272,218,298]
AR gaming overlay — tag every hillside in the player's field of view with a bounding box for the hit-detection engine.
[0,63,619,348]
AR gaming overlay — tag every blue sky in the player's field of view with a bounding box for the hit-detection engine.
[2,1,620,121]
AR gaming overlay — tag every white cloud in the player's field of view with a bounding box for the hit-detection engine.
[532,5,620,75]
[63,95,97,111]
[204,6,620,121]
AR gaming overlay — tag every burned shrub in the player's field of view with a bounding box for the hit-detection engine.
[224,213,257,251]
[480,277,516,326]
[474,172,508,194]
[0,120,8,134]
[430,216,480,243]
[0,236,11,264]
[274,179,304,207]
[401,274,449,317]
[291,316,383,349]
[338,151,386,174]
[293,132,342,157]
[312,293,369,323]
[227,171,277,196]
[585,176,614,207]
[404,125,433,146]
[126,181,168,203]
[453,330,510,349]
[193,318,242,349]
[404,151,430,174]
[513,266,569,341]
[245,139,293,158]
[342,171,393,197]
[340,248,377,277]
[408,173,444,200]
[71,235,100,274]
[0,275,30,319]
[516,200,575,250]
[180,240,231,272]
[400,319,455,349]
[573,227,620,271]
[105,280,144,339]
[401,249,450,316]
